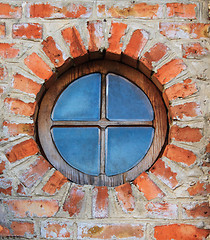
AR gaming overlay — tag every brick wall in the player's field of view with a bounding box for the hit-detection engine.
[0,1,209,239]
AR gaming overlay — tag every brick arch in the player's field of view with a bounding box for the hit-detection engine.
[3,21,203,207]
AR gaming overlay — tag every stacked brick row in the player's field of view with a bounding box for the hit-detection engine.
[0,1,209,239]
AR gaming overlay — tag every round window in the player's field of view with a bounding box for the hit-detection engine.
[37,60,167,186]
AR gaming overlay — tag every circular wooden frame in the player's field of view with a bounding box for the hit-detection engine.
[38,60,167,186]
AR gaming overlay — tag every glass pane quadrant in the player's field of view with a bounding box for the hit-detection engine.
[52,127,100,176]
[106,74,154,121]
[52,73,101,121]
[105,127,154,176]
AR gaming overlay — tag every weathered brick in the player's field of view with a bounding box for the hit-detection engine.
[62,27,87,60]
[0,43,19,58]
[169,102,202,120]
[4,98,36,116]
[78,223,144,239]
[42,170,67,195]
[87,21,104,52]
[17,183,27,196]
[166,3,197,19]
[0,66,7,81]
[133,172,165,200]
[182,42,208,58]
[0,177,12,195]
[154,224,210,240]
[145,202,178,218]
[6,139,39,163]
[163,144,196,166]
[20,156,51,188]
[0,160,6,174]
[153,59,186,86]
[188,181,209,196]
[107,3,162,19]
[4,199,59,217]
[92,186,109,218]
[28,3,91,19]
[42,36,66,68]
[115,183,135,212]
[3,122,34,136]
[0,3,22,19]
[13,23,42,40]
[97,5,106,18]
[150,159,178,189]
[13,73,41,96]
[63,187,85,217]
[170,125,202,142]
[0,23,5,38]
[183,202,210,218]
[24,53,53,81]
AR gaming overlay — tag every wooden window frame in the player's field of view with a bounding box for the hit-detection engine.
[38,60,168,187]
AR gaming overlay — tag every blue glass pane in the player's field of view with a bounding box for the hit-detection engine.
[105,127,154,176]
[52,127,100,176]
[52,73,101,121]
[106,74,154,121]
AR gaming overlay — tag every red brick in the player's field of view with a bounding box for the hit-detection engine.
[0,3,22,19]
[92,186,109,218]
[78,224,144,239]
[145,202,178,218]
[0,66,7,81]
[170,125,202,142]
[0,23,5,38]
[160,23,210,39]
[42,221,73,239]
[154,224,210,240]
[115,183,135,212]
[87,21,104,52]
[0,160,6,174]
[0,177,12,195]
[169,102,202,120]
[184,202,210,218]
[0,221,34,237]
[0,43,19,58]
[182,42,208,58]
[163,144,196,166]
[63,187,85,217]
[42,170,67,195]
[150,159,178,189]
[13,73,41,96]
[124,29,149,60]
[42,36,66,68]
[133,172,165,200]
[28,3,91,19]
[4,199,59,217]
[107,22,127,59]
[107,3,162,19]
[3,121,34,136]
[5,139,39,163]
[187,181,208,196]
[13,23,42,40]
[206,142,210,153]
[17,183,27,196]
[166,3,197,19]
[62,27,87,59]
[4,98,36,116]
[153,59,186,86]
[24,53,53,81]
[20,156,51,188]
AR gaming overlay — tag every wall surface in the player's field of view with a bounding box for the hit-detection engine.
[0,0,209,239]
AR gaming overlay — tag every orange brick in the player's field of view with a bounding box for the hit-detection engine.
[145,202,178,218]
[163,144,196,166]
[0,160,6,174]
[63,187,85,217]
[115,183,135,212]
[183,202,210,218]
[6,139,39,163]
[13,23,42,40]
[42,170,67,195]
[169,102,202,120]
[166,3,197,19]
[0,23,5,38]
[87,21,104,52]
[154,224,210,240]
[97,5,106,17]
[187,181,207,196]
[13,73,41,96]
[170,125,202,142]
[182,42,208,58]
[150,159,178,189]
[0,43,19,58]
[0,3,22,19]
[17,183,27,196]
[3,122,34,136]
[42,36,66,68]
[0,66,7,81]
[0,177,12,195]
[4,98,36,116]
[4,199,59,217]
[92,186,109,218]
[133,172,165,200]
[24,53,53,81]
[107,3,162,19]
